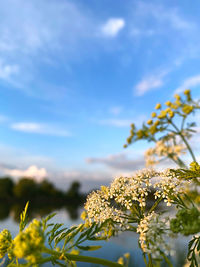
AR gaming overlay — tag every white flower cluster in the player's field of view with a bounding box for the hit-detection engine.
[145,139,185,166]
[109,169,157,208]
[154,169,190,206]
[84,168,189,233]
[137,212,173,259]
[84,189,128,229]
[84,169,159,229]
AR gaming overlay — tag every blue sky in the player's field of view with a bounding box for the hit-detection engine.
[1,0,200,190]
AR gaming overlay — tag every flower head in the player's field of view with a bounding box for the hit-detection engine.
[137,212,174,259]
[13,219,44,263]
[0,229,12,258]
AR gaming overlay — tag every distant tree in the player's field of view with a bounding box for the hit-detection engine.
[38,180,57,197]
[66,181,81,201]
[13,178,38,200]
[0,177,14,199]
[0,202,10,219]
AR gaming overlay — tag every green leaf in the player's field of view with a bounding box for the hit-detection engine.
[19,202,29,232]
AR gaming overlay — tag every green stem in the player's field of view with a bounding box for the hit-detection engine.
[161,253,173,267]
[149,197,163,213]
[169,120,196,162]
[17,257,55,266]
[43,247,123,267]
[143,253,148,267]
[168,154,186,168]
[181,116,186,131]
[148,253,153,267]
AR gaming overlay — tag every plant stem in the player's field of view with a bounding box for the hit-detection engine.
[169,120,196,162]
[143,253,148,267]
[148,253,153,267]
[168,154,186,168]
[43,247,123,267]
[149,197,163,213]
[161,253,173,267]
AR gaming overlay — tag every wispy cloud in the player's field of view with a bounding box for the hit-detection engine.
[101,18,125,37]
[86,152,145,171]
[0,143,55,171]
[0,60,19,82]
[11,122,70,137]
[174,74,200,94]
[150,5,193,30]
[0,0,97,95]
[132,2,194,33]
[134,70,169,96]
[135,76,163,96]
[0,0,94,55]
[127,2,197,68]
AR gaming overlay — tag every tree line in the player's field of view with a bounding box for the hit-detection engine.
[0,177,87,221]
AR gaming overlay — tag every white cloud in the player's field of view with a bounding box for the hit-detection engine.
[11,122,70,137]
[174,74,200,94]
[2,165,47,182]
[134,69,170,96]
[135,76,163,96]
[101,18,125,37]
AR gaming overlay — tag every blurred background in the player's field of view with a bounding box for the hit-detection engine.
[0,0,200,265]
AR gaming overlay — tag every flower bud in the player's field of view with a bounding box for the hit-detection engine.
[151,112,157,118]
[155,103,161,110]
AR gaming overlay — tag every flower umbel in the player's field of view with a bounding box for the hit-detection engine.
[137,212,174,259]
[13,219,45,263]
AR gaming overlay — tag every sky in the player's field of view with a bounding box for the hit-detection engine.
[1,0,200,191]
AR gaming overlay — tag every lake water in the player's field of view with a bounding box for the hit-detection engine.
[0,208,190,267]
